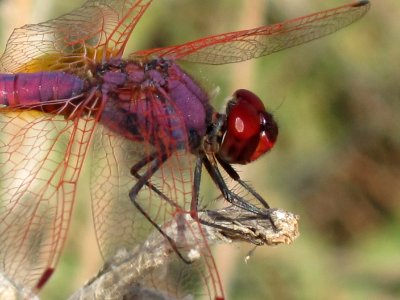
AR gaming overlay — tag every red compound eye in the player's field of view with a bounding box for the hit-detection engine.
[219,89,278,164]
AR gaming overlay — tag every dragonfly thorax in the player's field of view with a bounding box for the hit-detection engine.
[99,59,213,149]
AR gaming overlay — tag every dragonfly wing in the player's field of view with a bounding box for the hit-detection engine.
[131,1,370,64]
[90,89,224,299]
[0,0,153,74]
[91,125,145,258]
[0,94,103,292]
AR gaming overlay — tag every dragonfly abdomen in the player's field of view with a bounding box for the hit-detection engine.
[0,72,84,107]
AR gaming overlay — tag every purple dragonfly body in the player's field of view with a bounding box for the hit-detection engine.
[0,1,370,299]
[0,60,209,149]
[99,59,211,145]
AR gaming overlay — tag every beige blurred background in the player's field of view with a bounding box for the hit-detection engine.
[0,0,399,299]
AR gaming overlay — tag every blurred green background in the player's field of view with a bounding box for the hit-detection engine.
[0,0,399,299]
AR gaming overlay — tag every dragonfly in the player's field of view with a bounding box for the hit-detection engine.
[0,0,370,299]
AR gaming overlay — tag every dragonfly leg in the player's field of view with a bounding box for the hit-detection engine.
[130,152,178,208]
[201,155,264,215]
[215,155,276,229]
[189,156,203,219]
[216,155,270,209]
[195,155,276,231]
[129,152,192,264]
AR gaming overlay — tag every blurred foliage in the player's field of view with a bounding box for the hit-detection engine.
[0,0,399,299]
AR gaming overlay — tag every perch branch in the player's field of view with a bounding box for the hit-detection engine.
[69,207,299,300]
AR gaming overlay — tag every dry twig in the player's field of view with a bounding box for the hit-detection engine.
[69,207,299,300]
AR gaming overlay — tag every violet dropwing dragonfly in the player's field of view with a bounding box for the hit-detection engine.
[0,1,370,299]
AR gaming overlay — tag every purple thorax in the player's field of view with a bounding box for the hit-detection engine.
[100,59,212,149]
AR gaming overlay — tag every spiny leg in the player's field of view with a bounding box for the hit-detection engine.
[189,156,203,219]
[129,151,192,264]
[192,155,271,234]
[214,155,277,229]
[201,155,264,215]
[191,156,234,230]
[216,155,270,209]
[130,151,177,207]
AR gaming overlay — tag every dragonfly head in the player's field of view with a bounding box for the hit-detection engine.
[215,89,278,165]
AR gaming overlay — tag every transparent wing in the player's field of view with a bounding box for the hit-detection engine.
[90,88,224,299]
[131,1,370,64]
[0,95,103,292]
[0,0,152,74]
